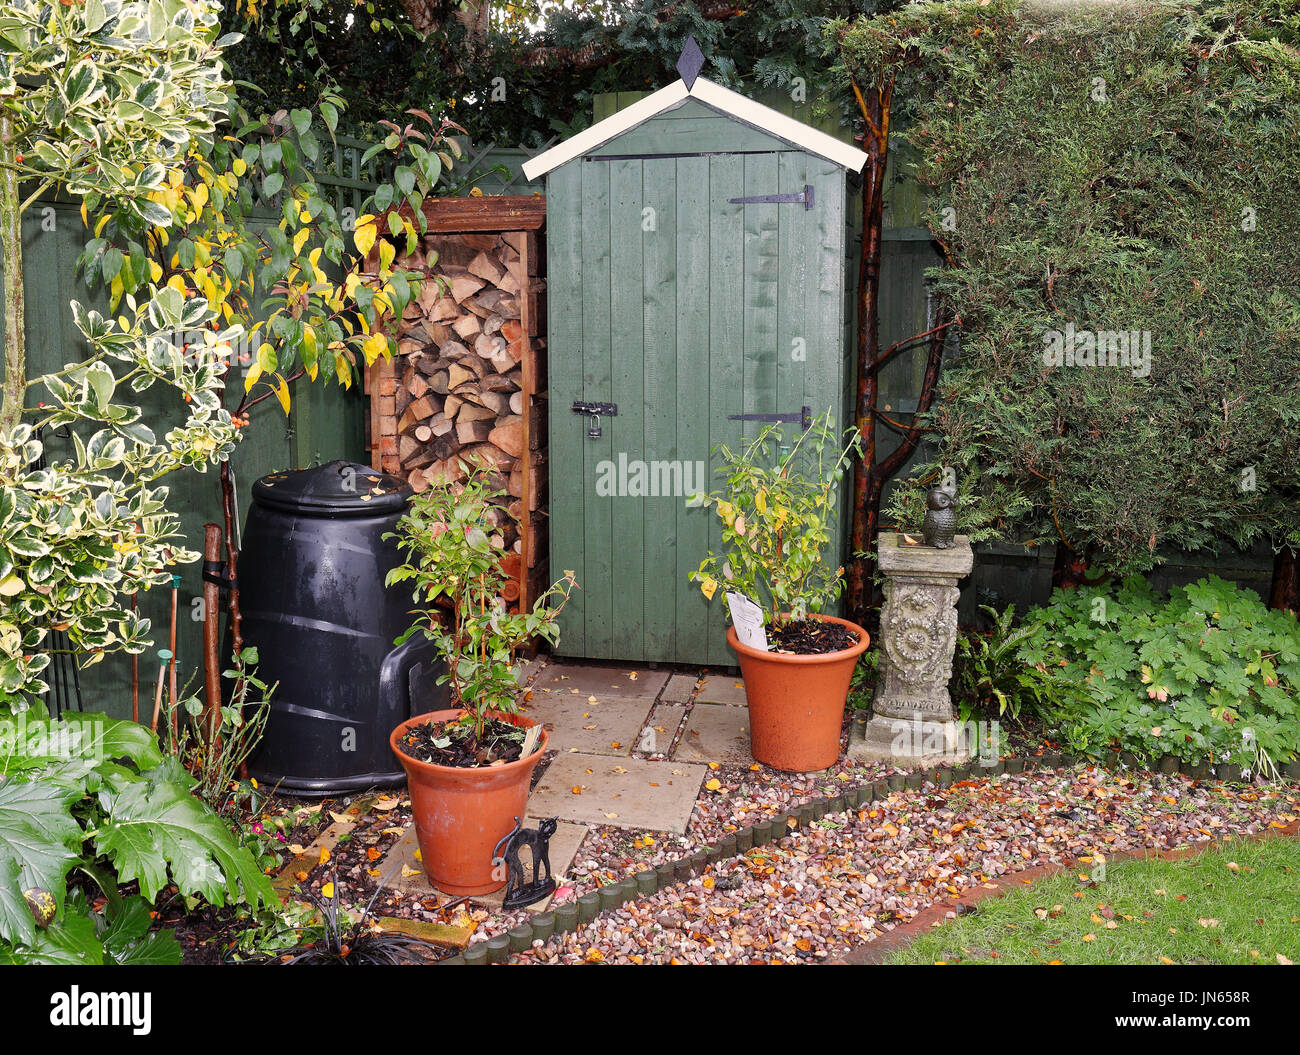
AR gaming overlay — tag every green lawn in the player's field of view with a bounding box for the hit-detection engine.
[887,835,1300,965]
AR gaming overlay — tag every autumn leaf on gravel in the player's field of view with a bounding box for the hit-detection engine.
[318,846,331,865]
[366,847,381,862]
[287,843,306,855]
[705,778,723,793]
[372,797,401,811]
[382,827,405,837]
[320,882,334,899]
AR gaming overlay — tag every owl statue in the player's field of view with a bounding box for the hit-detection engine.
[921,482,959,549]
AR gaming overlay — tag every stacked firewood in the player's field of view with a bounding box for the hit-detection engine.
[368,211,548,608]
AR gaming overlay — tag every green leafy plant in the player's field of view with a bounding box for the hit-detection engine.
[0,710,277,964]
[951,604,1075,724]
[158,646,273,813]
[385,467,577,743]
[690,410,862,629]
[1015,576,1300,772]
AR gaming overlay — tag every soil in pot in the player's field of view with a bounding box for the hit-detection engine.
[397,714,526,768]
[769,618,859,655]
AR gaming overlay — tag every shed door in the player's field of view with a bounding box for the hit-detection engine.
[548,151,846,665]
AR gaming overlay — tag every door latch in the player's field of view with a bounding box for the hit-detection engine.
[572,401,617,440]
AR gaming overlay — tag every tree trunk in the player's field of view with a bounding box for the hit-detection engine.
[1270,546,1300,614]
[847,78,892,625]
[1051,542,1089,591]
[0,112,26,434]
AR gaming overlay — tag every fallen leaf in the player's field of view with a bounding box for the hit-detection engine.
[318,847,331,865]
[320,882,334,898]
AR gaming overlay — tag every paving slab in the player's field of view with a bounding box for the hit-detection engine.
[634,704,686,756]
[519,692,652,756]
[660,672,700,704]
[672,703,755,765]
[696,674,749,706]
[532,662,670,700]
[386,817,588,914]
[528,752,707,834]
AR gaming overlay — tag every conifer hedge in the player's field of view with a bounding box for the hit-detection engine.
[837,0,1300,581]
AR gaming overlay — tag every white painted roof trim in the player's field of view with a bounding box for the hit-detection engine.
[521,76,868,181]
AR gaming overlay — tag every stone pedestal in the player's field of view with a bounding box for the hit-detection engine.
[849,533,974,765]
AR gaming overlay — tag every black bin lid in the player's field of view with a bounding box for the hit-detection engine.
[251,460,411,517]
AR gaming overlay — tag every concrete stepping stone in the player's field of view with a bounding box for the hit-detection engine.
[660,672,700,704]
[385,817,588,914]
[672,703,754,765]
[636,704,686,756]
[528,752,707,834]
[519,692,653,756]
[696,674,748,706]
[532,661,669,700]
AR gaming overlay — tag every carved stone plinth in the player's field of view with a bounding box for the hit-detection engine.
[849,533,974,765]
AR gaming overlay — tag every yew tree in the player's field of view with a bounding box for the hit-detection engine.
[838,0,1300,608]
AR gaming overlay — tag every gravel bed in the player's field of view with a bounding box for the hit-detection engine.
[504,766,1298,964]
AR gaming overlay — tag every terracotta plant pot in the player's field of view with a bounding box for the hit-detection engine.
[389,709,548,896]
[727,613,870,773]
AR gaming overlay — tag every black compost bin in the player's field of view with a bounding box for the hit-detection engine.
[238,460,446,795]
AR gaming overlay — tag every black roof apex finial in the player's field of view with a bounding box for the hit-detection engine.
[676,34,706,90]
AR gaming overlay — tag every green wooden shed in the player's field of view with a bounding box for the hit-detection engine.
[522,73,868,666]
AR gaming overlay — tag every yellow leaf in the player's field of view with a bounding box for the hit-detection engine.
[79,201,88,228]
[320,882,334,899]
[275,376,291,415]
[318,846,330,865]
[705,778,722,792]
[232,157,247,177]
[293,227,310,256]
[700,576,717,601]
[353,220,377,258]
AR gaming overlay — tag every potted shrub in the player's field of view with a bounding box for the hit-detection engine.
[690,412,869,771]
[385,469,576,895]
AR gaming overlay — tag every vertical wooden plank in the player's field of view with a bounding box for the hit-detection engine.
[580,160,614,657]
[608,157,645,660]
[546,163,587,655]
[776,152,810,429]
[705,153,747,666]
[640,156,677,661]
[803,162,849,599]
[741,154,780,427]
[673,155,711,665]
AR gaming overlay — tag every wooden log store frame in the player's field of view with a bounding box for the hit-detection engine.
[364,195,549,613]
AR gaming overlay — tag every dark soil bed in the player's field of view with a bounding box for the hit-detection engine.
[397,714,530,767]
[769,618,858,655]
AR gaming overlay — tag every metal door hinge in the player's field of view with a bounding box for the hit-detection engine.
[728,184,814,210]
[728,406,813,431]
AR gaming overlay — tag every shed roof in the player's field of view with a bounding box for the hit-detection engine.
[521,76,869,181]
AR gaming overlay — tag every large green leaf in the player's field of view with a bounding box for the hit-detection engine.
[0,777,84,945]
[95,769,276,910]
[0,910,103,965]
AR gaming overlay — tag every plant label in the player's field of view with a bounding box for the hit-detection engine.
[726,592,769,651]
